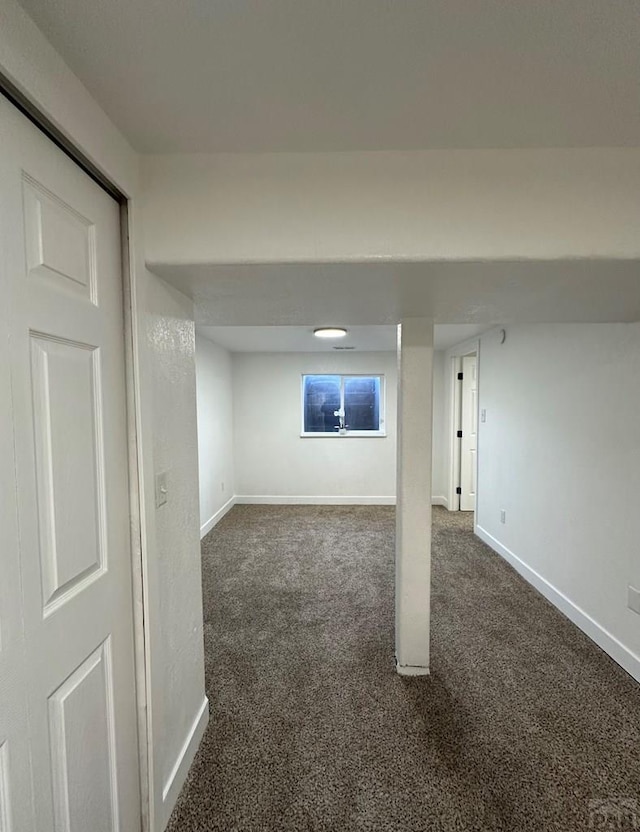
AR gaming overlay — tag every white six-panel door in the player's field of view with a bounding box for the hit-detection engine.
[0,96,141,831]
[460,355,478,512]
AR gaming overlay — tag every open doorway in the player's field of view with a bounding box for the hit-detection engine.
[194,324,398,519]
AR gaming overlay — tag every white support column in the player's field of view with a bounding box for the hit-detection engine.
[396,318,433,676]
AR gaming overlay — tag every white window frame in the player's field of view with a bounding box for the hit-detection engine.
[300,373,387,438]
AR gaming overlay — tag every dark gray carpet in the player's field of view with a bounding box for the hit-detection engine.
[166,505,640,831]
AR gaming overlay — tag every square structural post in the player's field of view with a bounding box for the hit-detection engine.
[396,318,433,675]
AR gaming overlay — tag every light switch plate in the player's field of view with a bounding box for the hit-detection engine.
[628,585,640,615]
[155,471,168,508]
[481,409,487,423]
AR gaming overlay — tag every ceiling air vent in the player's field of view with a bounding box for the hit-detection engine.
[333,346,356,350]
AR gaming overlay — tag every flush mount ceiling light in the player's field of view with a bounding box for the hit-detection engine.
[313,327,347,339]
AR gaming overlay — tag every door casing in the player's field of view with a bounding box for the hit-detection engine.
[445,338,481,517]
[459,354,478,511]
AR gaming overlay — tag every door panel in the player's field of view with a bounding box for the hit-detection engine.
[30,334,106,613]
[48,640,118,832]
[23,174,97,303]
[0,95,141,831]
[460,355,478,512]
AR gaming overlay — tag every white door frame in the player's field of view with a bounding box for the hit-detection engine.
[459,354,478,512]
[118,203,152,831]
[445,338,481,517]
[0,79,152,830]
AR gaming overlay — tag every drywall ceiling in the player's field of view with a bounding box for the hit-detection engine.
[18,0,640,153]
[150,258,640,327]
[197,324,487,353]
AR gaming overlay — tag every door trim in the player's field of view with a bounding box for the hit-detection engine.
[119,207,152,832]
[444,338,481,517]
[459,354,478,512]
[0,83,150,831]
[0,70,126,203]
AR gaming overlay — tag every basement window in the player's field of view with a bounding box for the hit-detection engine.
[301,374,385,437]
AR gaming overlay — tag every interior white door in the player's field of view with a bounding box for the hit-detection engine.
[0,95,141,831]
[460,355,478,512]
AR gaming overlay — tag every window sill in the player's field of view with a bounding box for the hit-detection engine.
[300,431,387,438]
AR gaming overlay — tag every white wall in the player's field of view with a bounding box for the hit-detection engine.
[233,352,397,502]
[141,150,640,265]
[195,335,235,536]
[0,5,208,829]
[476,324,640,682]
[207,346,445,506]
[141,273,208,829]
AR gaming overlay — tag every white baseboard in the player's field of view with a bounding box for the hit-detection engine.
[232,495,445,507]
[396,664,430,677]
[200,496,236,538]
[160,697,209,826]
[475,525,640,684]
[234,495,396,505]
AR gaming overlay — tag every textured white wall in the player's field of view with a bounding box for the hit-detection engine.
[195,335,235,535]
[141,150,640,265]
[232,352,398,502]
[476,324,640,681]
[141,272,207,829]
